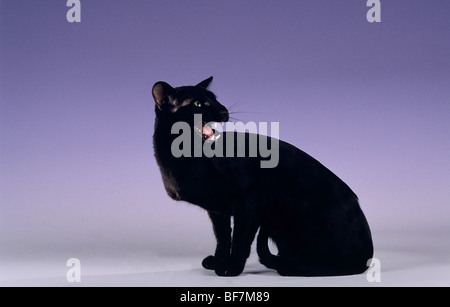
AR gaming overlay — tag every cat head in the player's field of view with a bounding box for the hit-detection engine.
[152,77,229,140]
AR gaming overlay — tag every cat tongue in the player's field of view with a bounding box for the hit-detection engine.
[202,125,214,138]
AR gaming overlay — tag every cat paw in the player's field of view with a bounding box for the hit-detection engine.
[214,266,244,277]
[214,259,245,277]
[202,255,216,270]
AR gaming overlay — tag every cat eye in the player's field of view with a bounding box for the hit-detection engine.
[193,101,202,108]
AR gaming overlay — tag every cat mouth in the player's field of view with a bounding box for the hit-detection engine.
[195,122,223,142]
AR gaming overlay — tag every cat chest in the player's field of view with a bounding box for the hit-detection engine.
[160,166,204,198]
[160,167,232,213]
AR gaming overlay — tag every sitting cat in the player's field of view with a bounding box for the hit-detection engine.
[152,77,373,276]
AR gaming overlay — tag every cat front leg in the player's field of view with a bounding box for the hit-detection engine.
[215,202,260,277]
[202,210,232,271]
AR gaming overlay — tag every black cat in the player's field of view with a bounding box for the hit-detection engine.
[152,77,373,276]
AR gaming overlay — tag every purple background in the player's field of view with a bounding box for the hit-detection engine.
[1,0,449,257]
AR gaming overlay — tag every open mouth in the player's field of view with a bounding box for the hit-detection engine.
[195,122,224,142]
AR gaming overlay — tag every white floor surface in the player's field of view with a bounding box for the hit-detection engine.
[1,227,449,287]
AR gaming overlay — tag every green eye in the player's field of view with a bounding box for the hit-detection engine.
[193,101,202,108]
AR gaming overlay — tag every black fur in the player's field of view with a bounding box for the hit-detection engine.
[152,77,373,276]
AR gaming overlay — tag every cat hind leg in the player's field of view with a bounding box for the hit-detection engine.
[276,256,369,277]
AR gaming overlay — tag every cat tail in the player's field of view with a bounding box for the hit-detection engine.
[257,227,279,270]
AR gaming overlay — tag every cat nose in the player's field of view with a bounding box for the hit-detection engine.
[220,110,229,122]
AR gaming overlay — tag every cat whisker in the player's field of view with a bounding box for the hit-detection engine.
[227,101,248,111]
[229,116,245,122]
[228,111,263,115]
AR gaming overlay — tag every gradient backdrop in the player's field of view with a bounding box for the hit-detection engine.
[1,0,449,267]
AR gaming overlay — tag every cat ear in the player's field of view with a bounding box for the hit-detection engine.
[196,76,213,89]
[152,81,175,110]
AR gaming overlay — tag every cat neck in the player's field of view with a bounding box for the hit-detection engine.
[153,111,188,170]
[154,114,173,150]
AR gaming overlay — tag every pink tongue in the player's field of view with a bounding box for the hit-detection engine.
[202,125,214,137]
